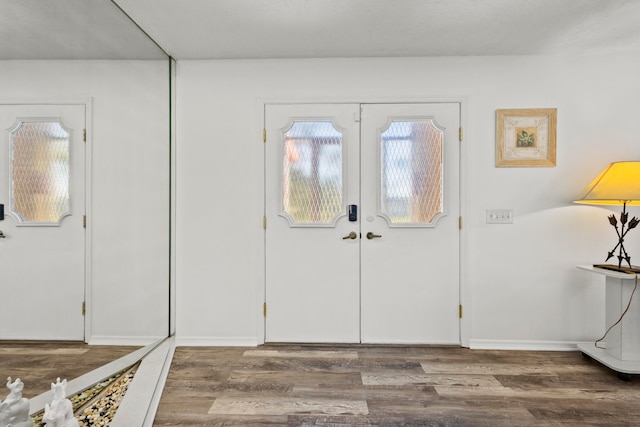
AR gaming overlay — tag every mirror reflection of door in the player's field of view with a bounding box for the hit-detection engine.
[265,103,461,344]
[0,104,86,340]
[2,1,172,346]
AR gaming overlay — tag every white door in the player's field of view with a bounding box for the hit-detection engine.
[265,104,361,342]
[0,104,86,340]
[360,103,460,344]
[265,102,460,344]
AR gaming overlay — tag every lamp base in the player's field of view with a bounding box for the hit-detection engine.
[594,263,640,274]
[603,201,639,270]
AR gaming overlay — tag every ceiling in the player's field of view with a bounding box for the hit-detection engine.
[2,0,640,60]
[0,0,166,59]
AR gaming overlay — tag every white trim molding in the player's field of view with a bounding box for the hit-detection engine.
[88,335,166,346]
[175,336,260,347]
[469,339,580,351]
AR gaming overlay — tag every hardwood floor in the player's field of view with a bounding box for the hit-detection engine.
[0,341,139,398]
[3,342,640,425]
[154,345,640,426]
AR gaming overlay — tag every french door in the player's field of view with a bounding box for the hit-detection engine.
[265,102,460,344]
[0,104,86,340]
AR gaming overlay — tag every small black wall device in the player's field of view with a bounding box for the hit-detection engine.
[348,205,357,222]
[0,204,4,220]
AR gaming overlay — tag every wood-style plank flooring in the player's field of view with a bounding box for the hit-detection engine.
[0,341,139,398]
[154,345,640,426]
[3,342,640,425]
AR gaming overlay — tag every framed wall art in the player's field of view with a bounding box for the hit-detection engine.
[496,108,557,167]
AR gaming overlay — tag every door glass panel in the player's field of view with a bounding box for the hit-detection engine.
[10,120,71,224]
[282,121,343,225]
[380,120,443,225]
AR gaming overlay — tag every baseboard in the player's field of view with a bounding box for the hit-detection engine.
[361,339,461,345]
[87,335,167,346]
[469,339,580,351]
[175,336,259,346]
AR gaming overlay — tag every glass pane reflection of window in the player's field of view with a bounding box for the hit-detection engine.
[11,121,70,224]
[282,121,343,225]
[381,120,443,225]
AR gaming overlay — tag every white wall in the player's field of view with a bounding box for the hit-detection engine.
[0,60,170,344]
[176,54,640,348]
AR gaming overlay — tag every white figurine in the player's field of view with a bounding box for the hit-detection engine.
[0,377,32,427]
[42,378,78,427]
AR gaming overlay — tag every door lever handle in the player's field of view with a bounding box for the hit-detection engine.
[0,230,5,238]
[342,231,357,240]
[366,232,382,240]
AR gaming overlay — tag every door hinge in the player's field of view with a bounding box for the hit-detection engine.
[458,216,462,230]
[459,127,463,142]
[459,304,463,319]
[82,301,86,316]
[263,216,267,229]
[263,128,267,143]
[83,128,87,142]
[83,215,87,228]
[263,303,267,317]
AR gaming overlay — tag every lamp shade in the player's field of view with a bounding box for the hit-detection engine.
[575,161,640,206]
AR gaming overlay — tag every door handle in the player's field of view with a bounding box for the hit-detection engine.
[366,232,382,240]
[0,230,5,238]
[342,231,357,240]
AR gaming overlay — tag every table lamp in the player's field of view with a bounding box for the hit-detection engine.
[575,161,640,272]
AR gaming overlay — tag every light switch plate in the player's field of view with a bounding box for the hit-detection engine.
[486,208,513,224]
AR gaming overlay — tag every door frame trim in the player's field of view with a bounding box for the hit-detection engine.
[257,96,469,347]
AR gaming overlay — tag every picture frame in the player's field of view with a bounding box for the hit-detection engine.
[496,108,557,167]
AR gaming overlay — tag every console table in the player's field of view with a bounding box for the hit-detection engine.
[577,265,640,380]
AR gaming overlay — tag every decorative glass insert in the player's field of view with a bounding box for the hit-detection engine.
[380,120,443,225]
[282,121,343,225]
[10,120,71,224]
